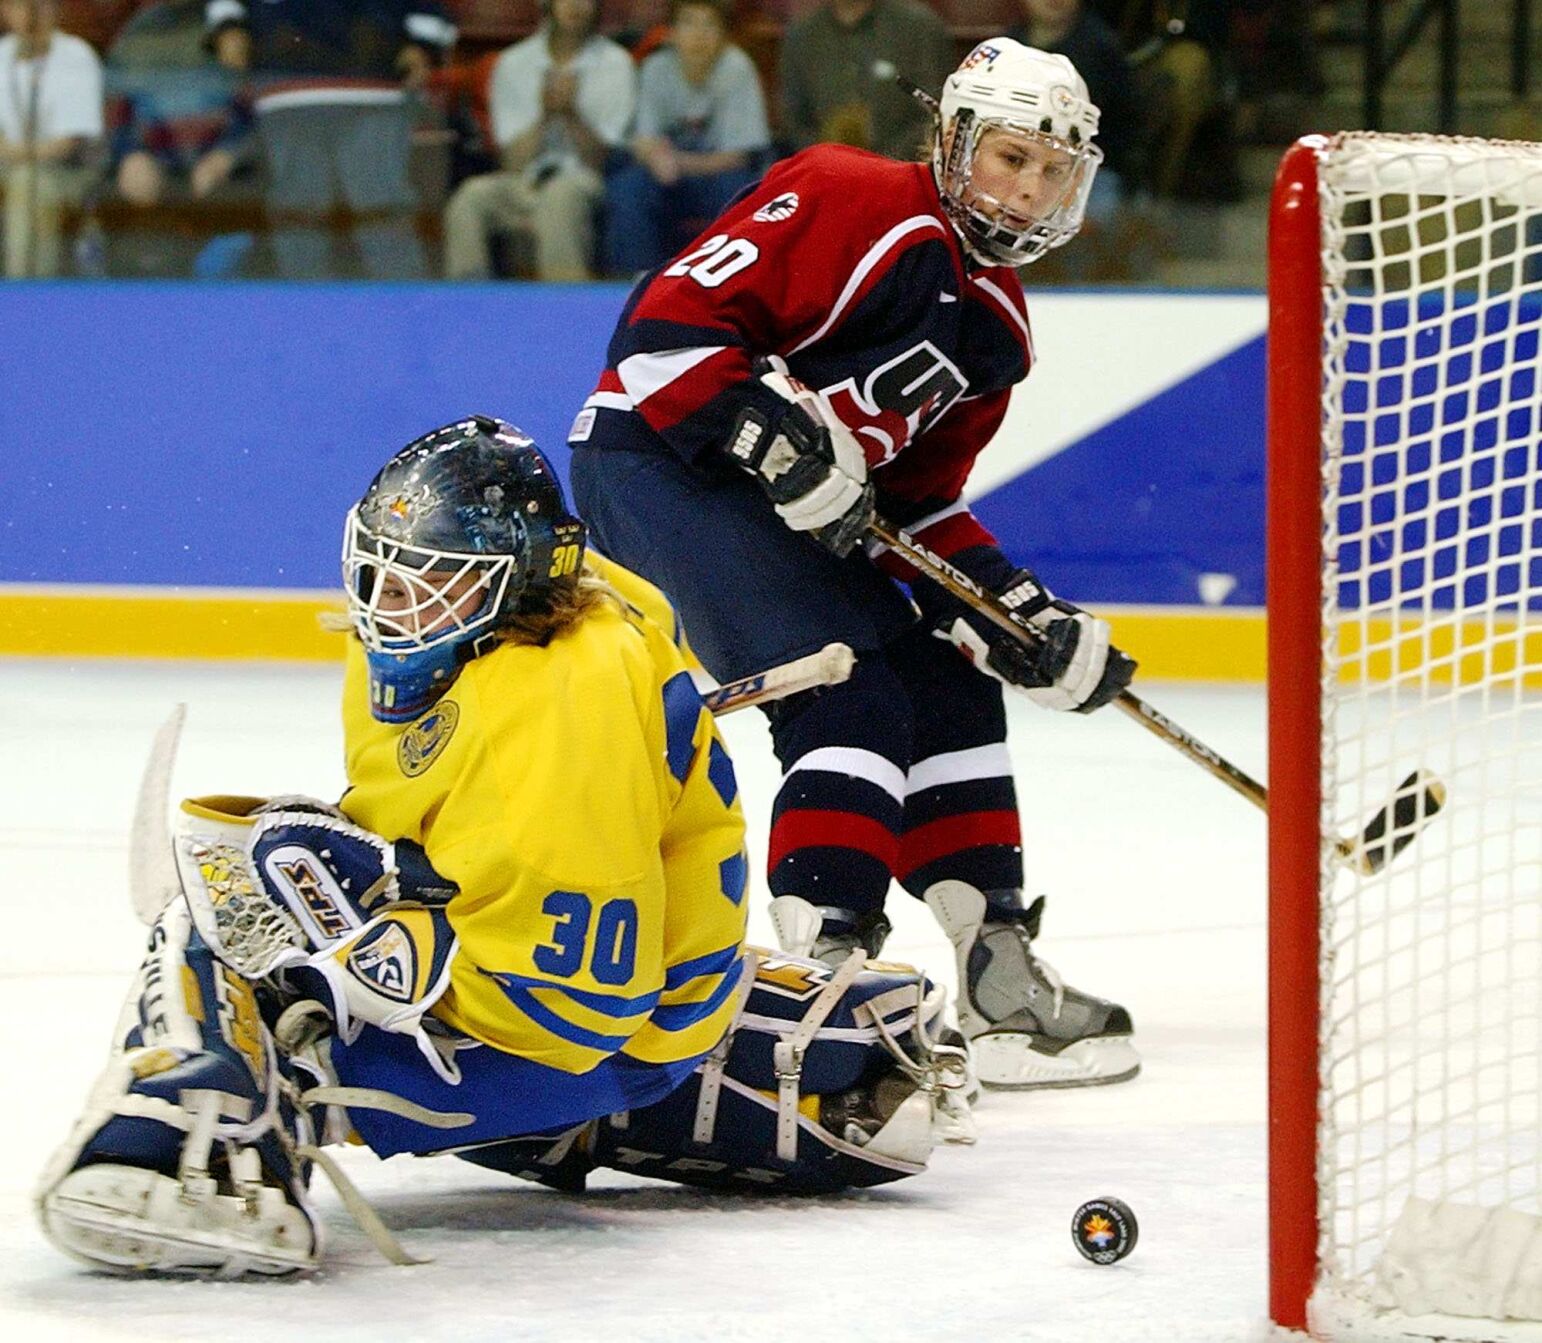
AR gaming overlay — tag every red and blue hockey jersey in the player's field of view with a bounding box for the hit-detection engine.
[572,144,1035,589]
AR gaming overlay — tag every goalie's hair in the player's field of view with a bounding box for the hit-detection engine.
[495,562,626,646]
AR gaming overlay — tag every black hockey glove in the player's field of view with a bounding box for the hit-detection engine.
[726,357,875,557]
[933,568,1136,713]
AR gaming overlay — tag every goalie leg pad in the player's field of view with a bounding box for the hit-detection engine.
[585,951,965,1194]
[36,901,320,1276]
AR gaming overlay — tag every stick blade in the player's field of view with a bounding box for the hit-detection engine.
[1349,769,1447,876]
[129,704,186,925]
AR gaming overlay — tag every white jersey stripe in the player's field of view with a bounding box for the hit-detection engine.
[906,743,1014,796]
[905,498,972,534]
[971,275,1033,358]
[583,391,634,412]
[617,347,726,405]
[791,215,948,355]
[783,747,907,804]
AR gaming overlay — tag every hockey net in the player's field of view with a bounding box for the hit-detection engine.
[1268,132,1542,1340]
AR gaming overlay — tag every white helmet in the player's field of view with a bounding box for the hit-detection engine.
[932,38,1103,267]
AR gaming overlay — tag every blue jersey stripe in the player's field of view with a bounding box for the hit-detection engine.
[718,850,748,907]
[664,941,743,989]
[650,963,744,1032]
[482,968,660,1020]
[661,671,703,783]
[482,975,637,1052]
[706,737,738,806]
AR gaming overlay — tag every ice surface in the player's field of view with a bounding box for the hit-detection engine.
[0,660,1275,1341]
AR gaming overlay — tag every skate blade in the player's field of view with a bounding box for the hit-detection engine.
[40,1165,316,1277]
[973,1035,1142,1091]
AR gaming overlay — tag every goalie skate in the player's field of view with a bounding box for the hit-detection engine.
[768,895,892,968]
[38,1073,320,1278]
[42,1151,316,1277]
[925,881,1139,1090]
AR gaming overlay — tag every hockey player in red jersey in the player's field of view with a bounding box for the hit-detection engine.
[568,38,1140,1090]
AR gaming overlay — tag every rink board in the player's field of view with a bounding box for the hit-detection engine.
[1,284,1270,672]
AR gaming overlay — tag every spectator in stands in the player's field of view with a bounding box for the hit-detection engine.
[106,0,255,276]
[603,0,768,278]
[1009,0,1145,213]
[779,0,953,162]
[205,0,456,279]
[0,0,104,277]
[1228,0,1320,144]
[1094,0,1234,199]
[443,0,633,282]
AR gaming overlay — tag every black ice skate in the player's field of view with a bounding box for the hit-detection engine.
[768,895,892,968]
[925,881,1140,1090]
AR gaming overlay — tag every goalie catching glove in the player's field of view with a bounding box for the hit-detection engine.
[935,568,1135,713]
[727,356,874,557]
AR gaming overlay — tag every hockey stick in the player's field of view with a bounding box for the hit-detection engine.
[129,704,187,925]
[699,641,855,714]
[869,517,1446,876]
[126,645,856,925]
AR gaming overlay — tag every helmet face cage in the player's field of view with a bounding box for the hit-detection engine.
[343,504,519,656]
[935,108,1102,267]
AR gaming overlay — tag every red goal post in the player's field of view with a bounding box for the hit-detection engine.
[1268,133,1542,1340]
[1268,134,1324,1334]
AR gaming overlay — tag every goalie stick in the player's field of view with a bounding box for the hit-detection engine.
[127,643,857,925]
[869,517,1445,877]
[129,703,186,926]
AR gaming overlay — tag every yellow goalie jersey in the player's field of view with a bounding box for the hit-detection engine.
[340,555,749,1074]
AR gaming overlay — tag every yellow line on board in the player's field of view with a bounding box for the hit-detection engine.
[11,590,1531,688]
[0,590,348,661]
[1103,607,1267,682]
[2,588,1273,679]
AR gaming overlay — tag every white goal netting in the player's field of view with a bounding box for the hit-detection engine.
[1314,132,1542,1337]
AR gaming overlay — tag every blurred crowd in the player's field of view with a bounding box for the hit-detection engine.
[0,0,1322,280]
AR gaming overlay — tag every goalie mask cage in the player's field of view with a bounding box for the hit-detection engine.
[1269,133,1542,1340]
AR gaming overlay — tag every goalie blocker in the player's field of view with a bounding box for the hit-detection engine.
[37,799,966,1275]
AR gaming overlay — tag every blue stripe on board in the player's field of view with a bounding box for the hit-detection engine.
[1,283,630,587]
[973,335,1268,607]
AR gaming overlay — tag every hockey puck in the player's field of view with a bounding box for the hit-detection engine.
[1072,1197,1138,1265]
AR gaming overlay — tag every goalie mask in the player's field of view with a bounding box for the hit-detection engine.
[343,417,586,723]
[932,39,1103,268]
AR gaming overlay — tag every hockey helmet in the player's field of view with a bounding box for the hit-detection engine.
[932,39,1103,267]
[342,416,587,723]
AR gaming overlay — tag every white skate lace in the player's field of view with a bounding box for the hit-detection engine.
[280,1081,474,1267]
[862,980,972,1100]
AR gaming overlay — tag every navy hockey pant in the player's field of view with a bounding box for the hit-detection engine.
[570,440,1023,916]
